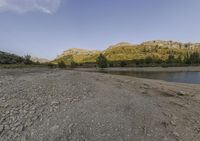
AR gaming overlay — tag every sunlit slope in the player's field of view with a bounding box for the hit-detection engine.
[52,48,101,64]
[53,40,200,64]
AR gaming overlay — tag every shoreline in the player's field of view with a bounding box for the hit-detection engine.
[76,66,200,72]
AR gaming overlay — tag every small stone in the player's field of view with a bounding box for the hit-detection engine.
[29,110,35,114]
[11,127,16,131]
[25,119,32,127]
[4,125,10,130]
[161,121,169,128]
[163,136,167,140]
[50,125,59,132]
[173,131,180,137]
[177,91,187,96]
[21,135,27,141]
[23,110,28,114]
[6,110,10,114]
[124,80,130,83]
[0,125,4,134]
[33,115,39,121]
[170,120,176,126]
[14,122,20,127]
[4,104,9,108]
[7,131,14,138]
[16,125,24,132]
[69,123,74,128]
[147,134,151,137]
[51,101,60,106]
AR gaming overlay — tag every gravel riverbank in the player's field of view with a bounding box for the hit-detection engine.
[0,68,200,141]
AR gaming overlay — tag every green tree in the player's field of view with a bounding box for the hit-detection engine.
[96,54,108,68]
[189,52,200,64]
[58,61,66,68]
[120,61,127,67]
[176,55,182,64]
[145,56,153,64]
[48,63,56,68]
[167,54,175,64]
[183,52,190,64]
[70,60,77,68]
[24,55,32,65]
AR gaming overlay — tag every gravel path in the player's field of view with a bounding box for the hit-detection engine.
[0,68,200,141]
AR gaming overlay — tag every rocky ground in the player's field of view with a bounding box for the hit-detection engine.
[0,68,200,141]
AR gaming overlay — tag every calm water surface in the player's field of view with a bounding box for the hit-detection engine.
[100,71,200,84]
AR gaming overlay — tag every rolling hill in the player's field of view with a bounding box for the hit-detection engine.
[52,48,101,64]
[53,40,200,65]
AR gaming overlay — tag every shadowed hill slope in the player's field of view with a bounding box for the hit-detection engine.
[0,51,25,64]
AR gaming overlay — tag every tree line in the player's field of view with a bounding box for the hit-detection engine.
[4,51,197,68]
[0,53,33,65]
[96,51,200,68]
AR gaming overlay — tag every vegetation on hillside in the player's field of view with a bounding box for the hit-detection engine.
[0,51,24,64]
[58,61,67,68]
[2,40,200,68]
[53,41,200,67]
[0,51,34,65]
[52,48,100,65]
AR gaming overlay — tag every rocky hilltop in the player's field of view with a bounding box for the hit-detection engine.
[53,48,100,64]
[57,48,100,59]
[107,42,135,50]
[142,40,200,49]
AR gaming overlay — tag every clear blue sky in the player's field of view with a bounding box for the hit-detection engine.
[0,0,200,59]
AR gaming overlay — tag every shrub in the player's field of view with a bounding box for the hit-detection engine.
[96,54,108,68]
[120,61,127,67]
[58,61,66,68]
[70,60,77,68]
[189,52,200,64]
[47,63,56,68]
[109,63,114,67]
[24,55,32,65]
[145,56,153,64]
[167,54,175,64]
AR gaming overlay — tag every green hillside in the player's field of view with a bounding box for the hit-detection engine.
[52,48,100,64]
[53,40,200,65]
[0,51,25,64]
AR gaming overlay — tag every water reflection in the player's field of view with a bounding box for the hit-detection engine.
[101,71,200,84]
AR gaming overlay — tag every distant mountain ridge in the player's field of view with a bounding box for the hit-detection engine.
[53,40,200,65]
[31,57,49,63]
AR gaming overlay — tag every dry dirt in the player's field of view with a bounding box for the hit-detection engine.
[0,68,200,141]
